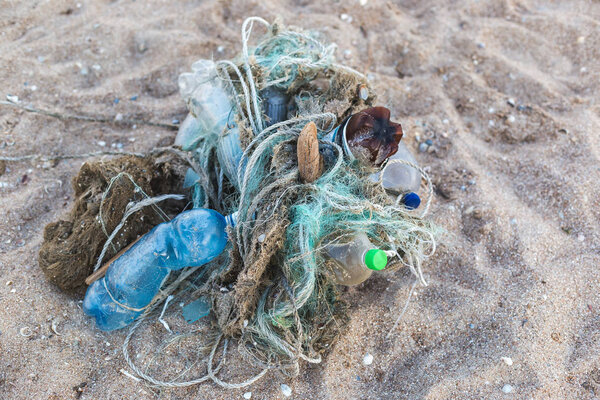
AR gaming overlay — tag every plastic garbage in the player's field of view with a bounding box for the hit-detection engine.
[401,192,421,210]
[83,208,237,331]
[325,107,403,167]
[174,113,203,151]
[261,87,288,126]
[323,232,389,285]
[216,127,246,191]
[176,60,233,151]
[369,142,421,194]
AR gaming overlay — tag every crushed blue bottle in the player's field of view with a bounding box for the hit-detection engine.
[83,208,237,331]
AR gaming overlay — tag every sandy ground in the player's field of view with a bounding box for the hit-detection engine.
[1,0,600,399]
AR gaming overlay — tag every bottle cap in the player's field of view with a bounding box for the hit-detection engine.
[364,249,388,271]
[402,192,421,210]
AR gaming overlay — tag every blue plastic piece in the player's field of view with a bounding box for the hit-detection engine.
[83,208,232,331]
[402,192,421,210]
[182,297,211,323]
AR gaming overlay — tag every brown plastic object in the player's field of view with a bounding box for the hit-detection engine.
[344,106,403,167]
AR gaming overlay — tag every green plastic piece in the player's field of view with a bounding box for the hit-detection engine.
[364,249,388,271]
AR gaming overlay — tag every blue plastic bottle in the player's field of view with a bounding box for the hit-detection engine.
[83,208,237,331]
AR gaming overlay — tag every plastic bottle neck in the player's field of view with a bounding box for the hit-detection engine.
[362,248,388,271]
[324,119,355,160]
[225,211,238,227]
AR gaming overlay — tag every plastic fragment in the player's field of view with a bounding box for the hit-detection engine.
[182,297,211,324]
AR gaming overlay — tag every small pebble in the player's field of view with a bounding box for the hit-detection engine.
[418,142,429,153]
[358,85,369,101]
[280,384,292,397]
[258,234,266,243]
[340,13,353,23]
[172,119,180,125]
[425,139,433,146]
[577,36,585,44]
[217,45,225,53]
[97,140,106,147]
[442,118,449,124]
[477,42,485,49]
[507,115,516,123]
[578,234,585,242]
[115,113,124,122]
[488,107,495,114]
[6,280,12,286]
[502,384,514,393]
[80,67,89,75]
[359,0,368,5]
[363,353,373,365]
[20,327,32,337]
[243,392,252,399]
[501,357,513,366]
[343,49,352,60]
[488,120,495,127]
[507,98,515,107]
[6,94,19,103]
[130,95,138,101]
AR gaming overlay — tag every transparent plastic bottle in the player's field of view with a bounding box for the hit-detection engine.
[370,142,421,194]
[216,127,246,191]
[324,232,389,286]
[83,208,237,331]
[176,60,233,151]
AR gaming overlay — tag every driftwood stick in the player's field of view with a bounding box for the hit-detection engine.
[297,121,323,183]
[85,235,143,285]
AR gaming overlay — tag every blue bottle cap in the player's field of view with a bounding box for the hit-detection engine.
[402,192,421,210]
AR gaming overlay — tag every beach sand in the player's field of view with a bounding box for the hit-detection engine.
[1,0,599,398]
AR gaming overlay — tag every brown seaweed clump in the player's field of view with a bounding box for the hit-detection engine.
[38,153,188,292]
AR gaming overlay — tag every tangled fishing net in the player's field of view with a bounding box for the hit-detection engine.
[89,17,438,388]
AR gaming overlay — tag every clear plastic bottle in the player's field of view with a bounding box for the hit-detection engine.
[83,208,237,331]
[176,60,233,151]
[370,142,421,194]
[383,142,420,193]
[216,127,246,191]
[323,232,389,285]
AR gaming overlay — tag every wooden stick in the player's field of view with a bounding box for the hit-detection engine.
[85,235,143,285]
[297,121,323,183]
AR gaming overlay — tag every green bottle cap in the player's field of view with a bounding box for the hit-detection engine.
[364,249,388,271]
